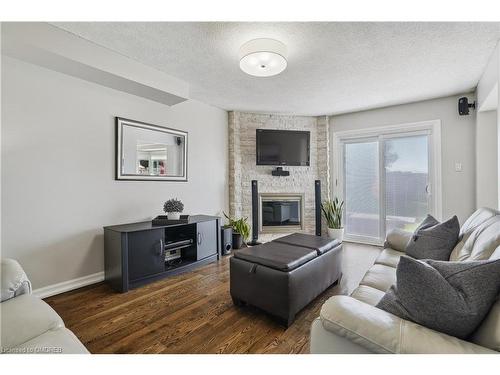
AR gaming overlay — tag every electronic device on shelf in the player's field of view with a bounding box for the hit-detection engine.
[163,238,193,262]
[165,248,182,262]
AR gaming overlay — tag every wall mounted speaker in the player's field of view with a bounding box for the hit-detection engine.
[315,180,322,236]
[458,97,476,116]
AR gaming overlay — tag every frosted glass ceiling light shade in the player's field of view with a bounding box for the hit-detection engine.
[239,38,287,77]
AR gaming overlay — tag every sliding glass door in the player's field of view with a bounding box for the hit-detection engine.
[344,139,381,241]
[384,134,429,234]
[339,128,435,244]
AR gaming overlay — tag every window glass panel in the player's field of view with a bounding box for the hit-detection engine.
[344,141,380,239]
[384,135,429,234]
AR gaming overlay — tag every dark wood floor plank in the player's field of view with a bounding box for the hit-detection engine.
[45,243,380,354]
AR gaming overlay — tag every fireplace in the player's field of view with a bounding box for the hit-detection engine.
[259,193,304,233]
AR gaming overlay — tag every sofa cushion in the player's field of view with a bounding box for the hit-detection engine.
[376,256,500,339]
[274,233,339,255]
[233,242,317,271]
[319,295,494,354]
[374,248,403,268]
[405,214,459,260]
[0,294,64,349]
[460,207,499,239]
[351,285,385,306]
[358,264,396,292]
[471,298,500,352]
[491,246,500,260]
[8,327,89,354]
[449,216,500,262]
[384,228,412,253]
[450,207,500,261]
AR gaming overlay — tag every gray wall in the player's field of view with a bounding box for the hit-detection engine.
[330,94,477,224]
[476,110,498,209]
[1,57,228,289]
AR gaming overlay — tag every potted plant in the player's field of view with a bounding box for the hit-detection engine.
[223,212,250,249]
[321,197,344,242]
[163,198,184,220]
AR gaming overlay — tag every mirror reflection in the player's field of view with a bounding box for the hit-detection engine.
[116,118,187,181]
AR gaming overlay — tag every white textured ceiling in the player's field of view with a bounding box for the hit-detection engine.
[52,22,500,115]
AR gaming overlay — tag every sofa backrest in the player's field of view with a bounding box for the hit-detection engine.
[451,208,500,352]
[1,258,32,302]
[449,207,500,262]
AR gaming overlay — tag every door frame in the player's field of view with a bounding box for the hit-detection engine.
[331,120,442,245]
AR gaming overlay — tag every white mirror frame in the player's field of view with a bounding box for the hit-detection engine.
[115,117,188,181]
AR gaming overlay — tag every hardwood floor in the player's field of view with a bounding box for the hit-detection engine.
[45,242,381,354]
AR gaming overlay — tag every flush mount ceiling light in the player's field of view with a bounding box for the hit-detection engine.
[239,38,287,77]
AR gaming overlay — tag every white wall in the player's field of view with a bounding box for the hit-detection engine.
[476,41,499,209]
[498,53,500,209]
[477,43,499,112]
[476,111,498,209]
[330,94,477,224]
[1,57,228,289]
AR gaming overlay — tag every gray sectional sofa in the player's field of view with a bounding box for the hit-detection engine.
[0,258,88,354]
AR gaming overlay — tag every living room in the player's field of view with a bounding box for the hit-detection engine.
[1,1,500,374]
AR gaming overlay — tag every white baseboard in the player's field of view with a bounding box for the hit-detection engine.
[33,271,105,299]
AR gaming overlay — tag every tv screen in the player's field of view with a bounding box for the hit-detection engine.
[256,129,310,166]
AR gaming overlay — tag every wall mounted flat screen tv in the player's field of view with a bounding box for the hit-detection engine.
[256,129,310,166]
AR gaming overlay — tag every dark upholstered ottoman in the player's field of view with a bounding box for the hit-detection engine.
[230,233,342,326]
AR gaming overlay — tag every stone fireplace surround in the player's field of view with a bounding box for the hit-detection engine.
[228,112,330,243]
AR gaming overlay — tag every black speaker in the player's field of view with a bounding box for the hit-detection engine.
[247,180,261,246]
[315,180,322,236]
[458,97,475,116]
[221,227,233,255]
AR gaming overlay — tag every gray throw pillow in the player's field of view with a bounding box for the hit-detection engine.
[376,256,500,339]
[405,214,459,260]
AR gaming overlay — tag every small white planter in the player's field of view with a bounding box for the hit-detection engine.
[167,212,181,220]
[327,228,344,242]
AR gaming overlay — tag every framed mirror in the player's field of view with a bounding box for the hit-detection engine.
[116,117,188,181]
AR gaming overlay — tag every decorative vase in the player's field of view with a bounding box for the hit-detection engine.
[232,232,244,249]
[167,212,181,220]
[327,228,344,242]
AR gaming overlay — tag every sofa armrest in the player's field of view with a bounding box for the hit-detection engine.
[1,259,32,302]
[320,295,495,354]
[384,228,412,252]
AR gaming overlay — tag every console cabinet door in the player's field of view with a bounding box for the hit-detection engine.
[128,229,165,281]
[196,220,217,260]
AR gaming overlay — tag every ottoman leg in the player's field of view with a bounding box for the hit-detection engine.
[232,296,244,306]
[282,312,296,328]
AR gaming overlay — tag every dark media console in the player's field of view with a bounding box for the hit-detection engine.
[103,215,221,292]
